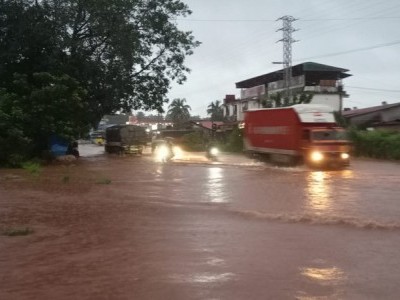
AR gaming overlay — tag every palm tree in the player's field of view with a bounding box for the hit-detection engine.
[166,98,191,128]
[207,100,224,121]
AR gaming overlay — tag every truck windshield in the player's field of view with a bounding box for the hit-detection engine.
[311,130,349,141]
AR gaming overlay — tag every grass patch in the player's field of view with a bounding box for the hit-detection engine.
[22,161,42,176]
[2,227,34,237]
[95,178,112,184]
[62,175,70,183]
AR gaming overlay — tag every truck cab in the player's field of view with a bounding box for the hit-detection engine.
[301,127,352,167]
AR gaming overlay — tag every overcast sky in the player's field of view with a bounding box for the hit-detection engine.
[166,0,400,117]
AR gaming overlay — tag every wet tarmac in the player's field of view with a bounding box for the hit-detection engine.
[1,143,400,299]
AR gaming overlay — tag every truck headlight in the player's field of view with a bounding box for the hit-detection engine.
[341,153,350,159]
[310,151,324,162]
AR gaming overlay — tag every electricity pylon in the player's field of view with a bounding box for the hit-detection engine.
[276,16,298,101]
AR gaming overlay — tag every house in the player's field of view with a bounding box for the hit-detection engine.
[98,114,174,131]
[223,62,351,122]
[98,114,130,130]
[342,102,400,130]
[222,94,260,123]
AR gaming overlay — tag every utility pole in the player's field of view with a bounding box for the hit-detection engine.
[276,16,298,102]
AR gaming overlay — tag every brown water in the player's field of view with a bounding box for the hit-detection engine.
[1,144,400,299]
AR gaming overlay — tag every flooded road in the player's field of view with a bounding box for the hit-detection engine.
[1,144,400,299]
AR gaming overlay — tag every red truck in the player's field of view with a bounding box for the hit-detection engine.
[244,104,351,168]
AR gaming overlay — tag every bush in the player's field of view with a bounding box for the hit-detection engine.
[223,127,243,152]
[349,129,400,160]
[181,131,207,151]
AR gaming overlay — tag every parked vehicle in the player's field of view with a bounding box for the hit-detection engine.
[105,125,148,154]
[244,104,352,168]
[90,131,105,145]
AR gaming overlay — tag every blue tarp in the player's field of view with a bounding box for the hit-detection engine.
[49,135,69,157]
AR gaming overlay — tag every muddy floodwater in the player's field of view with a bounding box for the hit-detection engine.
[1,144,400,299]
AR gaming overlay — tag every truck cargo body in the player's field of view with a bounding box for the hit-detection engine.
[244,104,351,167]
[105,125,148,154]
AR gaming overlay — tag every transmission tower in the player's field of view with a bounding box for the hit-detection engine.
[276,16,298,101]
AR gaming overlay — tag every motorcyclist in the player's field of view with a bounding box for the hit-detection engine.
[66,141,80,158]
[152,139,174,161]
[206,140,219,159]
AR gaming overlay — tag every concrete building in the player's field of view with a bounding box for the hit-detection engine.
[223,62,351,121]
[342,102,400,130]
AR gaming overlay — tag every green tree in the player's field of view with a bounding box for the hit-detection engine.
[51,0,200,124]
[166,98,191,128]
[207,100,224,121]
[0,72,88,165]
[0,0,200,163]
[136,112,146,122]
[0,0,199,123]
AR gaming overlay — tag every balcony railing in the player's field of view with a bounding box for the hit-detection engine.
[304,86,338,93]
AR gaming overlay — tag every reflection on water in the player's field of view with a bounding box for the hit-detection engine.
[340,169,354,179]
[301,266,346,285]
[306,169,357,216]
[297,265,347,299]
[190,272,235,283]
[206,256,225,266]
[170,272,235,283]
[306,171,333,214]
[206,167,227,203]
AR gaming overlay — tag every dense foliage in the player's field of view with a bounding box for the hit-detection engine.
[0,73,88,165]
[0,0,199,165]
[349,129,400,160]
[180,131,206,151]
[223,127,244,152]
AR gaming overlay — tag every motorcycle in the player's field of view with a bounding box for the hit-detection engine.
[154,144,174,163]
[206,146,219,161]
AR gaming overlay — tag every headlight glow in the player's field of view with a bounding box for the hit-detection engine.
[173,146,183,158]
[341,153,350,159]
[210,147,219,156]
[310,151,324,162]
[155,145,170,161]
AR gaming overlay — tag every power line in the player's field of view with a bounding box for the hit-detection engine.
[176,16,400,22]
[347,86,400,93]
[297,39,400,61]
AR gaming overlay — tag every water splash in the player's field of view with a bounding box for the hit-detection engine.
[230,209,400,230]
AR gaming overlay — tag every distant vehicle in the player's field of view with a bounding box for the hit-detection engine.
[105,125,148,154]
[156,129,195,144]
[244,104,352,168]
[90,131,105,145]
[151,138,184,162]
